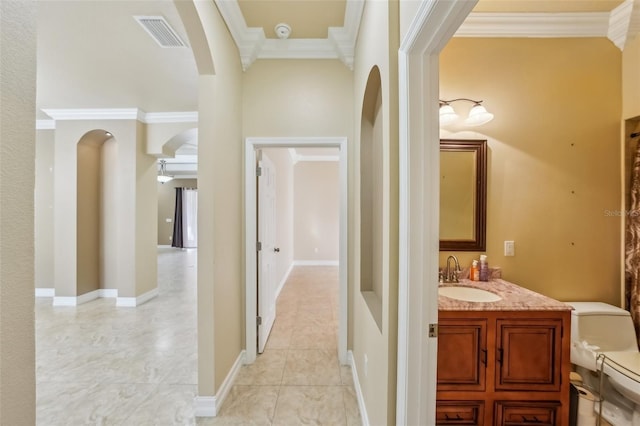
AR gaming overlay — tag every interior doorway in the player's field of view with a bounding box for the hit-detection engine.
[244,137,348,365]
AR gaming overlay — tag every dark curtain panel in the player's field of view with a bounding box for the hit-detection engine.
[172,187,184,248]
[626,140,640,348]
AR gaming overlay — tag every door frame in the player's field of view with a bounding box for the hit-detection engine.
[396,1,476,425]
[244,136,348,365]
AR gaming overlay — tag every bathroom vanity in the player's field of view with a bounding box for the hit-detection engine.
[437,279,572,426]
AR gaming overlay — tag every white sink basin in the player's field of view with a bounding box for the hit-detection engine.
[438,286,502,303]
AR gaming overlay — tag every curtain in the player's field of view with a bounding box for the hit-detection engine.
[171,187,184,248]
[182,188,198,248]
[625,140,640,347]
[171,187,197,249]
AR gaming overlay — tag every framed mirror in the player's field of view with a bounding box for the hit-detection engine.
[439,139,487,251]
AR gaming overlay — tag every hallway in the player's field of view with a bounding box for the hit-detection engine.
[36,248,359,425]
[225,265,360,425]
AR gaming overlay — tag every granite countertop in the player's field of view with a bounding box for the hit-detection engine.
[438,278,573,311]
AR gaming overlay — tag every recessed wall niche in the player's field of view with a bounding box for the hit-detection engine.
[76,130,117,296]
[360,65,383,330]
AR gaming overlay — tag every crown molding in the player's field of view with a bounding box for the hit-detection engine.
[609,0,633,49]
[259,39,338,60]
[40,109,198,124]
[42,108,143,121]
[214,0,363,70]
[144,111,198,123]
[214,0,265,70]
[608,0,640,50]
[456,12,610,38]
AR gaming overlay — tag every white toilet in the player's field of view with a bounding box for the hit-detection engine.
[568,301,640,425]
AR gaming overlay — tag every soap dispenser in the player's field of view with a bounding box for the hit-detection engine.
[471,260,479,281]
[479,255,489,281]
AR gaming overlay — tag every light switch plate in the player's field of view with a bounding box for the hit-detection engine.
[504,240,515,256]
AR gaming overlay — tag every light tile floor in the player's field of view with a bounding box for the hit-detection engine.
[36,248,360,425]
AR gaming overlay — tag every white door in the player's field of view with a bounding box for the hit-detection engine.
[257,153,277,353]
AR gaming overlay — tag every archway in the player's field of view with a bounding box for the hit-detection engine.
[76,129,117,298]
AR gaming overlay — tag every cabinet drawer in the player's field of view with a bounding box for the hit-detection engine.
[436,401,484,425]
[494,401,560,426]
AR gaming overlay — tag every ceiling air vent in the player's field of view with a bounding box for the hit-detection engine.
[134,16,187,48]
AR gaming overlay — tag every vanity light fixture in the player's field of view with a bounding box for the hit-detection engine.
[157,160,173,184]
[439,98,494,127]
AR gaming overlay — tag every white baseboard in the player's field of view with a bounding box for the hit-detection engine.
[194,396,216,417]
[348,350,370,426]
[116,287,159,307]
[53,289,101,306]
[99,289,118,298]
[43,288,116,300]
[275,263,294,300]
[195,350,246,417]
[293,260,339,266]
[35,288,55,297]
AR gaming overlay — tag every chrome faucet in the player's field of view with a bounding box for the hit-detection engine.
[445,255,461,283]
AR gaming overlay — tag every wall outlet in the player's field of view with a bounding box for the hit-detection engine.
[364,353,368,377]
[166,218,172,223]
[504,240,515,257]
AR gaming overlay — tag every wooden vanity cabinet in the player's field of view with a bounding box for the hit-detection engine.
[437,310,570,426]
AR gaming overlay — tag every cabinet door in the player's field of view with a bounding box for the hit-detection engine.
[438,319,487,391]
[494,401,560,426]
[495,319,562,391]
[436,401,484,425]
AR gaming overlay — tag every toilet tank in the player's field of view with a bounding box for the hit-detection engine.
[568,302,638,353]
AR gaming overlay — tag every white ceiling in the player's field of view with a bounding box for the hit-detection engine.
[38,0,634,179]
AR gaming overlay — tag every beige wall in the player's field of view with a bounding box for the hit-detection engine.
[293,161,340,262]
[146,122,197,156]
[242,60,354,137]
[176,0,244,396]
[35,129,54,289]
[0,0,36,422]
[135,121,158,297]
[262,149,294,286]
[76,139,102,295]
[157,179,198,246]
[440,38,622,305]
[101,138,118,291]
[351,1,400,424]
[623,35,640,119]
[53,121,157,299]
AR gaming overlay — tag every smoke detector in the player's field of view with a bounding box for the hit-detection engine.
[274,23,292,39]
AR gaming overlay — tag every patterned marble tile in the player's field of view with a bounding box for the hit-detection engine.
[343,385,362,426]
[120,384,197,425]
[215,385,280,425]
[35,252,359,425]
[340,365,354,387]
[234,349,287,386]
[289,325,337,350]
[282,349,341,386]
[273,385,346,426]
[36,382,152,425]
